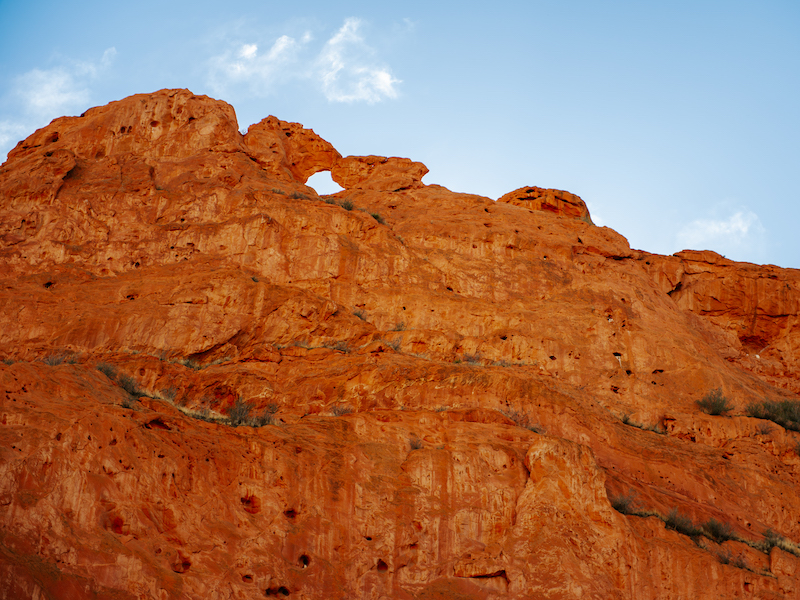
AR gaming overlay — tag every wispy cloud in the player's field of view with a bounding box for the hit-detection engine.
[14,48,117,120]
[676,207,767,262]
[208,35,306,93]
[207,18,400,103]
[1,48,116,162]
[317,18,400,103]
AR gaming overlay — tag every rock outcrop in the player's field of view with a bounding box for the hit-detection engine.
[1,89,799,599]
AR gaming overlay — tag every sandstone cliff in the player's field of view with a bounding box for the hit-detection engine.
[1,89,799,599]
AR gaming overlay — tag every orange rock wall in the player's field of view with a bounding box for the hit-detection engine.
[1,89,799,599]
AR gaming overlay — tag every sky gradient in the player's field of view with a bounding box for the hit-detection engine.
[1,0,798,268]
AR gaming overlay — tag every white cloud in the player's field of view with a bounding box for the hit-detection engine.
[208,34,306,93]
[15,68,92,118]
[207,18,400,103]
[675,208,767,262]
[0,48,116,163]
[317,18,400,103]
[0,120,29,155]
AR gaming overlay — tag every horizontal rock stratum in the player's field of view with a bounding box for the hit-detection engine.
[1,89,800,599]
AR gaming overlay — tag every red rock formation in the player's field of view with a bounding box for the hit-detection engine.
[1,89,799,599]
[497,186,593,223]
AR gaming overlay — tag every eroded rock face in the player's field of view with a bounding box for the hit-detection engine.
[1,89,800,599]
[331,155,429,191]
[497,186,593,224]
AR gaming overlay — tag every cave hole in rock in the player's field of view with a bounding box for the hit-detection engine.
[667,282,683,296]
[242,574,253,583]
[241,494,261,514]
[284,508,297,519]
[265,586,290,596]
[376,559,388,572]
[306,170,344,196]
[298,554,310,568]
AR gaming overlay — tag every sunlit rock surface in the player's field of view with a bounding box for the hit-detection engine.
[1,89,800,599]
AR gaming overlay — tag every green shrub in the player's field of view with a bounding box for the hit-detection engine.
[370,213,385,225]
[745,399,800,432]
[117,374,146,398]
[409,436,423,450]
[353,310,367,321]
[177,358,202,371]
[665,508,701,537]
[500,409,544,434]
[340,200,354,211]
[331,405,354,416]
[703,518,735,543]
[762,528,783,552]
[697,388,734,416]
[42,354,66,366]
[610,491,638,515]
[717,549,748,569]
[97,362,118,380]
[385,338,401,352]
[463,353,482,365]
[324,340,351,353]
[390,322,406,332]
[228,398,252,427]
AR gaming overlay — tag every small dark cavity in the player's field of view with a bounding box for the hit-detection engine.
[625,370,632,376]
[298,554,310,568]
[284,509,297,519]
[549,356,556,360]
[265,586,290,596]
[365,536,372,541]
[500,335,507,340]
[55,433,62,441]
[242,575,253,583]
[667,282,683,297]
[144,418,171,430]
[43,281,53,289]
[377,559,388,572]
[446,286,453,291]
[652,369,664,374]
[613,352,622,357]
[150,121,159,127]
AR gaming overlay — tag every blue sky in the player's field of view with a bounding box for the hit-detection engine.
[1,0,798,268]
